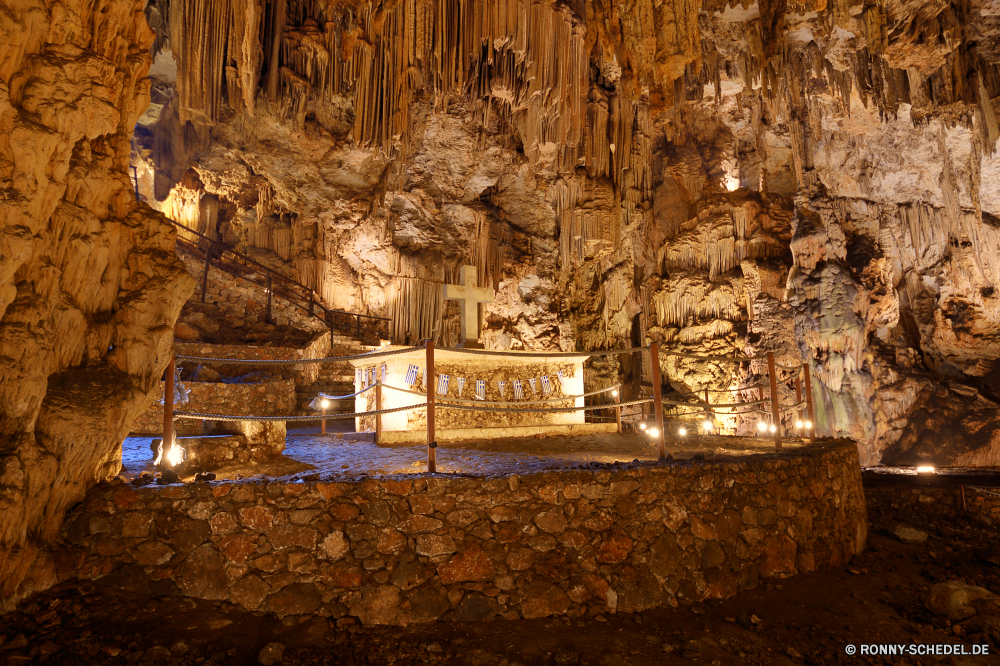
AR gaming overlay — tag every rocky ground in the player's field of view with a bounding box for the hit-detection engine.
[120,433,814,482]
[3,477,1000,666]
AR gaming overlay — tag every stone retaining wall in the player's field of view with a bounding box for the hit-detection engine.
[173,334,330,384]
[60,441,866,625]
[131,379,298,436]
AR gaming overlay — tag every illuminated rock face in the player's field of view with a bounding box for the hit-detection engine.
[136,0,1000,468]
[0,0,193,608]
[5,0,1000,607]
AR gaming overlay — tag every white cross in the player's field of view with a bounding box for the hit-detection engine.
[443,265,494,344]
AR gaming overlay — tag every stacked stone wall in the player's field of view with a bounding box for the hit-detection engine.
[131,379,298,436]
[61,441,866,625]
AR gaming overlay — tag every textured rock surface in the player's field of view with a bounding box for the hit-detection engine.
[0,0,193,609]
[60,440,866,625]
[132,0,1000,466]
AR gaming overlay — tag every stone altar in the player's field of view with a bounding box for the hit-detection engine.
[350,348,617,443]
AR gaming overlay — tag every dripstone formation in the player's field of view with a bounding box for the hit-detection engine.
[134,0,1000,468]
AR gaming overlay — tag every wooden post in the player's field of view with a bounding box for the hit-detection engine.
[308,293,314,317]
[615,388,622,434]
[321,402,327,434]
[704,388,712,429]
[375,380,383,444]
[329,311,335,347]
[766,352,782,450]
[200,244,213,302]
[265,274,272,324]
[426,340,436,473]
[650,343,666,460]
[794,375,803,438]
[162,356,175,469]
[803,362,816,443]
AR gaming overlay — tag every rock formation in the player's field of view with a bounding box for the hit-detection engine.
[0,0,193,609]
[5,0,1000,609]
[133,0,1000,467]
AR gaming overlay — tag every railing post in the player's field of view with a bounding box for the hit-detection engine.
[321,402,327,435]
[795,374,803,437]
[162,356,175,469]
[615,387,622,434]
[649,343,665,461]
[201,244,213,302]
[308,293,314,317]
[766,352,782,451]
[426,340,436,473]
[357,316,362,342]
[803,362,816,443]
[375,380,382,444]
[704,388,713,429]
[266,274,272,324]
[329,311,334,347]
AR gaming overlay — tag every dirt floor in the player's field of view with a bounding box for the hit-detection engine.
[122,431,812,482]
[3,474,1000,665]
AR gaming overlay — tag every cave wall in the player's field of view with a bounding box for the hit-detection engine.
[0,0,194,609]
[135,0,1000,467]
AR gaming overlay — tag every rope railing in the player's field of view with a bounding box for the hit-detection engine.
[156,341,817,475]
[175,345,425,365]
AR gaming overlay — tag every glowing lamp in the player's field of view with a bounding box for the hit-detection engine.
[757,422,767,432]
[769,424,777,433]
[167,444,184,467]
[916,465,935,474]
[804,421,813,429]
[678,427,687,436]
[639,423,647,431]
[702,420,713,432]
[648,428,660,438]
[612,389,619,397]
[321,398,330,409]
[795,420,803,429]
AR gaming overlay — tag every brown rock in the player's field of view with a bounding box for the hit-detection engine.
[760,536,797,576]
[230,574,269,610]
[267,582,322,615]
[349,585,401,625]
[438,544,495,584]
[506,548,535,571]
[390,559,433,590]
[520,581,571,619]
[320,531,350,560]
[408,494,434,515]
[415,534,457,557]
[238,506,273,530]
[219,534,257,563]
[330,503,360,521]
[345,524,380,541]
[454,591,499,622]
[267,525,318,550]
[533,509,568,534]
[121,513,153,538]
[174,322,201,341]
[376,528,407,555]
[403,587,450,623]
[322,561,363,588]
[648,536,682,580]
[398,515,445,534]
[179,544,228,600]
[134,541,175,566]
[596,532,633,564]
[209,513,238,535]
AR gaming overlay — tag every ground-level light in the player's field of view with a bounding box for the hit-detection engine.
[769,424,777,433]
[804,421,813,429]
[757,421,767,432]
[639,422,647,431]
[678,427,687,436]
[648,428,660,438]
[702,420,713,432]
[321,398,330,409]
[795,420,804,429]
[612,389,619,397]
[916,465,936,474]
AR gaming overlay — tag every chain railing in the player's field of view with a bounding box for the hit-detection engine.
[159,342,816,473]
[169,220,390,346]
